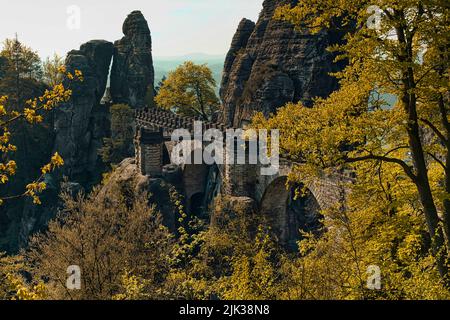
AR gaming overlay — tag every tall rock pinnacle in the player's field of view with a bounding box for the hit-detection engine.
[54,40,113,178]
[220,18,255,101]
[220,0,346,127]
[110,10,155,109]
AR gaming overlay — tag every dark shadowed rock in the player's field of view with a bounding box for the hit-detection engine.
[53,40,113,181]
[110,11,155,109]
[220,0,346,127]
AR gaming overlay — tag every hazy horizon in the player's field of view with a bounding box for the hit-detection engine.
[0,0,263,59]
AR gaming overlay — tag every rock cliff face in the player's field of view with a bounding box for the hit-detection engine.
[1,12,156,253]
[110,11,155,109]
[53,40,113,182]
[220,18,255,100]
[220,0,346,127]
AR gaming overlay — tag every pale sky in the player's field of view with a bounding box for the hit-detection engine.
[0,0,263,59]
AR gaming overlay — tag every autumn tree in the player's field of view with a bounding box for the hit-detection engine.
[26,182,173,300]
[155,76,166,96]
[161,194,285,300]
[42,54,64,87]
[278,169,450,300]
[155,61,220,121]
[252,0,450,285]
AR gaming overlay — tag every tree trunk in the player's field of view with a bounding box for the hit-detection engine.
[395,16,449,284]
[403,89,448,282]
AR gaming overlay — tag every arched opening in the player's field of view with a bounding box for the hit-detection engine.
[203,164,222,217]
[163,143,171,165]
[183,152,223,218]
[183,148,209,216]
[260,176,322,250]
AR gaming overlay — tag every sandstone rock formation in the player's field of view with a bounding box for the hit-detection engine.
[220,18,255,100]
[99,158,177,232]
[53,40,113,181]
[1,12,155,253]
[110,10,155,109]
[220,0,346,127]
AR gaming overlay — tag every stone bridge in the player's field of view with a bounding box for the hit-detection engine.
[134,108,346,248]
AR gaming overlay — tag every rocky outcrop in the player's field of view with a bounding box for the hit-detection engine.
[220,18,255,100]
[1,11,158,254]
[220,0,346,127]
[110,11,155,109]
[53,40,113,182]
[99,158,177,232]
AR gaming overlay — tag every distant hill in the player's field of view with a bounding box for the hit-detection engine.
[153,53,226,93]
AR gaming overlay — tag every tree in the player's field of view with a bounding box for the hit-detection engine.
[0,56,7,80]
[0,253,47,300]
[155,76,166,96]
[1,37,43,104]
[278,170,450,300]
[0,52,82,205]
[155,61,220,121]
[42,54,64,87]
[0,38,43,105]
[0,36,42,105]
[26,182,173,300]
[162,194,285,300]
[99,104,135,165]
[252,0,450,285]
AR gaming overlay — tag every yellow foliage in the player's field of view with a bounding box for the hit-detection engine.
[113,271,149,300]
[0,68,81,206]
[253,0,450,288]
[6,274,47,300]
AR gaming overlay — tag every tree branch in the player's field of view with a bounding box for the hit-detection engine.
[345,153,417,182]
[426,152,447,171]
[419,117,448,145]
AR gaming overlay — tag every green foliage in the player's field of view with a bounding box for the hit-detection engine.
[277,174,450,300]
[0,56,7,80]
[100,104,135,165]
[42,54,64,87]
[217,227,283,300]
[155,61,220,121]
[8,189,449,300]
[1,37,43,83]
[162,196,285,300]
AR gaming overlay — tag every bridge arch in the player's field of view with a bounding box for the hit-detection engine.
[182,147,222,217]
[259,176,322,250]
